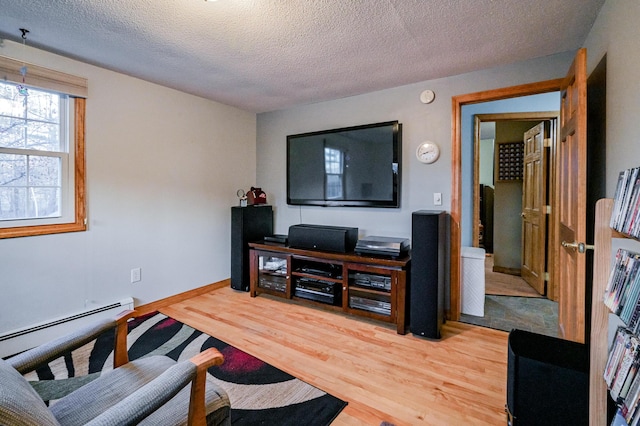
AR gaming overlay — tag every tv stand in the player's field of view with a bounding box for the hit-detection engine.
[248,242,410,334]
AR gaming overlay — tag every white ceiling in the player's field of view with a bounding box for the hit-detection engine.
[0,0,605,113]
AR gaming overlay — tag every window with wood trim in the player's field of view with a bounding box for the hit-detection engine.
[0,56,86,239]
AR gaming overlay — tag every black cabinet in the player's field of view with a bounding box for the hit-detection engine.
[506,329,588,426]
[230,205,273,291]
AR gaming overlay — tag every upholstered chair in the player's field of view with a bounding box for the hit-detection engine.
[0,310,231,426]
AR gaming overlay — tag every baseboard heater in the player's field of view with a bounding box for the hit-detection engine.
[0,297,134,359]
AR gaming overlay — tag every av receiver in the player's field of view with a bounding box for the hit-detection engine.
[294,277,340,304]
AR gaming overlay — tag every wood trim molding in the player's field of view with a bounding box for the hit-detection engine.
[472,116,481,248]
[0,55,88,98]
[475,111,561,122]
[74,98,87,232]
[135,279,230,315]
[450,78,563,321]
[453,79,563,106]
[450,98,462,320]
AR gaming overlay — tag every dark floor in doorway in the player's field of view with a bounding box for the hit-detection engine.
[459,295,558,338]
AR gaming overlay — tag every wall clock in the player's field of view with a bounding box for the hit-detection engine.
[420,90,436,104]
[416,141,440,164]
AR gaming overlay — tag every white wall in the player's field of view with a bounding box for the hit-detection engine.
[0,41,257,333]
[256,52,573,242]
[583,0,640,196]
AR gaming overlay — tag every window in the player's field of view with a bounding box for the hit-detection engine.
[0,56,86,239]
[324,147,344,199]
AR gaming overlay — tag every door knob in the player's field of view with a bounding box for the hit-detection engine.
[561,241,595,254]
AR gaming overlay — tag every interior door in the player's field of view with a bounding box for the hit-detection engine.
[521,121,549,295]
[556,48,588,343]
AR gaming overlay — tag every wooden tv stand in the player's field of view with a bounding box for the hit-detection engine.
[248,242,410,334]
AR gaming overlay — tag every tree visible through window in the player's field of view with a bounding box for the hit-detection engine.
[0,56,87,240]
[324,147,343,199]
[0,83,67,221]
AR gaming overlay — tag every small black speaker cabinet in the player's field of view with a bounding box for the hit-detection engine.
[410,210,448,339]
[288,224,358,253]
[231,205,273,291]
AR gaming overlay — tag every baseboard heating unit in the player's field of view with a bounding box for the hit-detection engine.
[0,297,134,358]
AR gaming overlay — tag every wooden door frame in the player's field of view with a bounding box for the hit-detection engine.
[472,112,559,249]
[450,79,563,320]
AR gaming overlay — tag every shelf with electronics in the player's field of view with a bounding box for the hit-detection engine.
[590,166,640,426]
[248,242,410,334]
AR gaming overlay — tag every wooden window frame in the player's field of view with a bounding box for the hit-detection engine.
[0,55,87,239]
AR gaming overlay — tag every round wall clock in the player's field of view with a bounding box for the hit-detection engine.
[419,90,436,104]
[416,141,440,164]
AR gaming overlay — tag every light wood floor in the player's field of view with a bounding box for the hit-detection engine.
[484,254,542,298]
[160,286,509,425]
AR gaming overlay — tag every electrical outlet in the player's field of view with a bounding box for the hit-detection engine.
[131,268,142,283]
[434,192,442,206]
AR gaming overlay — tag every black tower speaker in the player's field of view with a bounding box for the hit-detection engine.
[410,210,448,339]
[231,205,273,291]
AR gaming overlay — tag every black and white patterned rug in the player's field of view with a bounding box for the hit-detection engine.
[25,311,347,425]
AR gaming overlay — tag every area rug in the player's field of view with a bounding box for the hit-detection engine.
[459,295,558,337]
[24,311,347,425]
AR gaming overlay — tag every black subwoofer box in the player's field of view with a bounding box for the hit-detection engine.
[231,205,273,291]
[506,329,588,426]
[410,210,448,339]
[288,224,358,253]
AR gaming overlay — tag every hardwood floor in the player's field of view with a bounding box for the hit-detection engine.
[160,286,509,425]
[484,254,541,298]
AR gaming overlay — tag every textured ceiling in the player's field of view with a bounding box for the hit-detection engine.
[0,0,605,113]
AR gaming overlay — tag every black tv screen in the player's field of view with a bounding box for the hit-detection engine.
[287,121,401,208]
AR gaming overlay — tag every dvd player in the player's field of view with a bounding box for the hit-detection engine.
[349,296,391,316]
[295,288,336,304]
[264,234,288,244]
[350,272,392,291]
[258,276,287,293]
[355,236,410,258]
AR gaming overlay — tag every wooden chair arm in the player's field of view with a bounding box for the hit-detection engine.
[190,347,225,369]
[187,348,225,426]
[113,309,137,368]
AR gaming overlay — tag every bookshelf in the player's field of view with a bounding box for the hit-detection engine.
[591,167,640,426]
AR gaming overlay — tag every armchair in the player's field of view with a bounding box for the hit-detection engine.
[0,310,231,426]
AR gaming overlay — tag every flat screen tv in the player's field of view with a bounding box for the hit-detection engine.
[287,121,401,208]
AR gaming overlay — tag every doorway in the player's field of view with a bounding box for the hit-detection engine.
[461,112,560,336]
[451,50,601,344]
[450,79,563,324]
